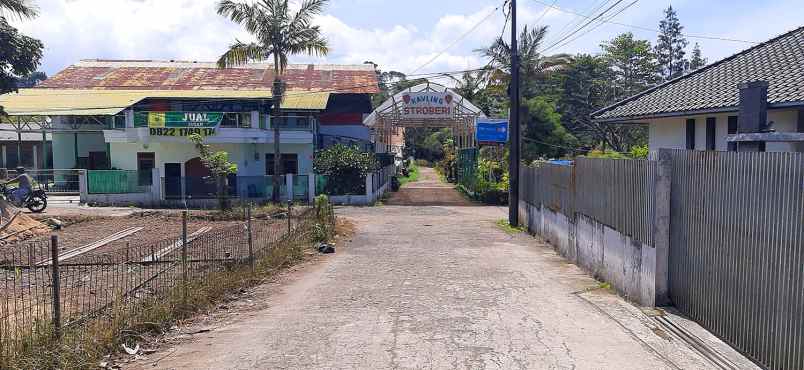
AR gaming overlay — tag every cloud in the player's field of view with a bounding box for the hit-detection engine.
[11,0,800,81]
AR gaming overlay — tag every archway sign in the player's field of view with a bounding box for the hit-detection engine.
[363,82,487,155]
[364,82,489,187]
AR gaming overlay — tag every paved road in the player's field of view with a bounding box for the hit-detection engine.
[385,167,473,206]
[135,198,720,369]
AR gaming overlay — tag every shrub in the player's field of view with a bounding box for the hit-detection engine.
[415,159,430,167]
[313,145,379,195]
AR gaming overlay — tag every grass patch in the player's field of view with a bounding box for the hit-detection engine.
[398,163,420,187]
[496,219,527,234]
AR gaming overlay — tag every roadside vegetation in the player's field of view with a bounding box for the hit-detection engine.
[397,160,419,187]
[4,199,338,369]
[496,219,527,234]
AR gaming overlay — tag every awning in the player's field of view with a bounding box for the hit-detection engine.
[281,91,330,110]
[0,88,330,116]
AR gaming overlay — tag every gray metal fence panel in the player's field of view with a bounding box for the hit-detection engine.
[668,150,804,370]
[575,158,656,246]
[520,162,575,215]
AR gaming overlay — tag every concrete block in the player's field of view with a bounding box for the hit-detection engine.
[576,214,602,275]
[603,226,626,294]
[623,238,642,302]
[640,245,657,307]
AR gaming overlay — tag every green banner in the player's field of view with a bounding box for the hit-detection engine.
[134,112,224,128]
[134,111,224,137]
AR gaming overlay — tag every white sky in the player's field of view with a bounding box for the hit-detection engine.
[10,0,804,80]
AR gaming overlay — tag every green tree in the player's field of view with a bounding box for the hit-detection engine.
[0,0,42,97]
[601,32,658,99]
[188,134,238,211]
[0,0,38,19]
[217,0,329,202]
[557,54,648,153]
[16,71,45,88]
[478,25,571,99]
[313,144,379,195]
[688,42,707,71]
[521,96,577,161]
[655,5,688,80]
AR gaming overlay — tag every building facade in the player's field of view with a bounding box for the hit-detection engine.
[0,60,379,200]
[593,26,804,153]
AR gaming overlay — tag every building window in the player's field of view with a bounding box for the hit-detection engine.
[706,117,716,151]
[220,113,252,128]
[686,119,696,150]
[265,153,298,175]
[137,152,155,186]
[727,116,738,151]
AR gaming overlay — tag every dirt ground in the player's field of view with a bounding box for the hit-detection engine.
[384,167,474,206]
[0,212,243,264]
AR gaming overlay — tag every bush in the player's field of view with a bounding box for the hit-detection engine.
[313,145,379,195]
[415,159,430,167]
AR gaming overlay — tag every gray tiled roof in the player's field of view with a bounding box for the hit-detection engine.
[593,26,804,122]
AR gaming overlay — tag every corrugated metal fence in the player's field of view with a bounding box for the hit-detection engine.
[520,150,804,369]
[575,158,657,246]
[668,150,804,370]
[521,158,656,246]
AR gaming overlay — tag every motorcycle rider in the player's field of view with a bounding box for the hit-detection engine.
[5,167,33,205]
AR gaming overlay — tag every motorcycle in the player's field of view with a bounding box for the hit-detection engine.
[0,183,47,213]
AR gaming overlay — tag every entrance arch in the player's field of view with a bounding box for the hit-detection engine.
[364,83,488,205]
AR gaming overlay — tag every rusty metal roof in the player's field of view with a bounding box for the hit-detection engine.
[0,89,329,116]
[37,60,380,94]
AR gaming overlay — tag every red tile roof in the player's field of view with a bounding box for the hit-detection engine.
[38,60,380,94]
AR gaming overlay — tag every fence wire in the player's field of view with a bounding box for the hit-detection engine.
[0,205,330,360]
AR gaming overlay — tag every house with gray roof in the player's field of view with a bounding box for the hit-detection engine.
[592,26,804,153]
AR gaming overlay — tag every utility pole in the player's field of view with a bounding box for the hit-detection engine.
[508,0,520,226]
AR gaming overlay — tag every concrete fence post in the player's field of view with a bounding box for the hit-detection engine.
[181,211,188,305]
[286,174,294,202]
[78,170,88,204]
[308,173,315,204]
[50,235,61,339]
[151,167,162,205]
[652,149,673,306]
[365,174,374,203]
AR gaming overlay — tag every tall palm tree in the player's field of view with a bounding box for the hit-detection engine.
[217,0,329,202]
[478,25,571,96]
[0,0,38,19]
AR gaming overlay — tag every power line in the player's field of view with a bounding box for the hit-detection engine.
[542,0,640,54]
[532,0,559,26]
[545,0,612,48]
[530,0,758,44]
[539,0,627,53]
[408,2,505,75]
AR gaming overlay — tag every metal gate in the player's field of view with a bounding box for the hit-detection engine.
[668,150,804,370]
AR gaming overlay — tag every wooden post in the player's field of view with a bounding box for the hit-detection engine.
[50,235,61,339]
[181,211,188,303]
[287,200,292,234]
[247,204,254,274]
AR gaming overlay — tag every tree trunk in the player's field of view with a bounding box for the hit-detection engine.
[271,65,283,203]
[217,175,229,211]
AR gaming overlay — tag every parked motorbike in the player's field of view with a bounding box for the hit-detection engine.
[0,183,47,213]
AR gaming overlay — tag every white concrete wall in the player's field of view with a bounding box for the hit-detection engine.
[647,108,802,152]
[109,142,314,176]
[519,201,657,306]
[52,132,106,169]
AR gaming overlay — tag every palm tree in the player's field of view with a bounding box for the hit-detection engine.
[0,0,38,19]
[478,25,571,96]
[217,0,329,202]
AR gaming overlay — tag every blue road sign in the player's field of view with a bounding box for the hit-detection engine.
[476,119,508,143]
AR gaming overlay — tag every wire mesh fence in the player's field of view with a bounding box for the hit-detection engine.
[0,203,333,361]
